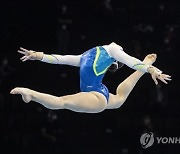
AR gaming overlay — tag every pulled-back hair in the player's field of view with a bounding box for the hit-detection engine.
[108,61,124,73]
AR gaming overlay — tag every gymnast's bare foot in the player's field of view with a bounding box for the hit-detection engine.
[143,53,157,65]
[10,88,32,103]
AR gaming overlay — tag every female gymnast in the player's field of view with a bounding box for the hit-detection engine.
[10,42,171,113]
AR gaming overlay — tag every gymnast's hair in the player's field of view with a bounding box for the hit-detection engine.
[108,61,124,73]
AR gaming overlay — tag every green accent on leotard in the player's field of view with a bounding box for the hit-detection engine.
[93,47,114,76]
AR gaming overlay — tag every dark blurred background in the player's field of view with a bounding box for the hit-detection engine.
[0,0,179,153]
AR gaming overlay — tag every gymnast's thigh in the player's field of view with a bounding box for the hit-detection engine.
[61,91,107,113]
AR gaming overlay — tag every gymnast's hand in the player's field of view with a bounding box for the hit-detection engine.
[18,47,44,62]
[148,66,171,85]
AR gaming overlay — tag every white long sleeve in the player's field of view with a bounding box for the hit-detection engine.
[41,54,82,67]
[108,43,149,73]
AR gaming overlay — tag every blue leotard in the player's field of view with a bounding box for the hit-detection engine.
[80,46,115,102]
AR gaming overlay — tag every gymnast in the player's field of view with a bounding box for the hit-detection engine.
[10,42,171,113]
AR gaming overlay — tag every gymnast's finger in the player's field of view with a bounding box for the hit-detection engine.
[22,55,32,62]
[165,77,172,81]
[158,76,168,84]
[18,50,26,55]
[20,47,30,52]
[22,56,29,62]
[163,75,172,81]
[20,56,26,60]
[152,75,158,85]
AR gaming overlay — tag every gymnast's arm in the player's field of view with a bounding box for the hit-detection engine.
[109,42,171,84]
[17,47,82,67]
[41,54,82,67]
[109,42,151,73]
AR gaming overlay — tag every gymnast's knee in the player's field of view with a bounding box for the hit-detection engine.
[58,96,69,108]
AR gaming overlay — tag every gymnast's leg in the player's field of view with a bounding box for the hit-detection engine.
[106,54,157,109]
[10,89,107,113]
